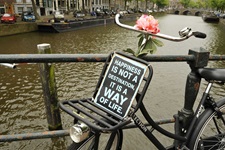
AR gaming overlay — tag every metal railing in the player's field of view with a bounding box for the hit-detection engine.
[0,44,225,142]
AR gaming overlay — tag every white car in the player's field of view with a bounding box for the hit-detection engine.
[53,11,64,22]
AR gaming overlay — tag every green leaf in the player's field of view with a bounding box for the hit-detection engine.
[149,43,157,54]
[144,38,154,50]
[137,34,143,38]
[141,48,151,53]
[137,51,149,58]
[138,36,144,48]
[152,38,164,47]
[123,48,135,56]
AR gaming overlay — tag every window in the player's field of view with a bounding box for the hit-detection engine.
[27,7,32,11]
[16,0,22,3]
[18,7,23,14]
[0,8,5,14]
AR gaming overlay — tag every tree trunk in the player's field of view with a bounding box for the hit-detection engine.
[82,0,85,10]
[137,0,139,11]
[145,0,147,10]
[60,0,63,8]
[31,0,40,20]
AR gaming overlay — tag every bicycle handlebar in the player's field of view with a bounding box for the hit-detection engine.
[115,14,206,42]
[0,63,16,69]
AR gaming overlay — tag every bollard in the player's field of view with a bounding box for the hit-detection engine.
[37,43,62,130]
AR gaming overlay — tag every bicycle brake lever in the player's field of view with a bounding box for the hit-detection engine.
[192,32,207,39]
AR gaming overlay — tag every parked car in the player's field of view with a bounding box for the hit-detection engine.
[95,9,105,16]
[138,9,144,13]
[103,9,112,16]
[21,11,36,22]
[220,13,225,19]
[1,13,17,23]
[146,9,153,13]
[127,9,134,14]
[119,11,125,16]
[91,11,97,16]
[53,10,64,22]
[111,10,117,15]
[73,10,85,18]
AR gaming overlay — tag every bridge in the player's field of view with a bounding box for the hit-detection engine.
[167,8,206,16]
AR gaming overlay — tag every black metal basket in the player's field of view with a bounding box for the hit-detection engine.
[59,52,153,132]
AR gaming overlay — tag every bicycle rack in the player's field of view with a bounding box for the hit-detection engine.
[59,52,153,132]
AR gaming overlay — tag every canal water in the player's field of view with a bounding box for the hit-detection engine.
[1,14,225,149]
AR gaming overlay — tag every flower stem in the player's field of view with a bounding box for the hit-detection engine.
[140,34,149,52]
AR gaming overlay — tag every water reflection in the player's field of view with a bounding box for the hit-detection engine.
[1,14,225,149]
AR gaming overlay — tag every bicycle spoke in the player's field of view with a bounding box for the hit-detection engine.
[191,130,225,149]
[188,100,225,150]
[199,133,225,149]
[213,117,222,134]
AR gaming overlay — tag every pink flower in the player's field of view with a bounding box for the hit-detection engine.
[135,14,160,34]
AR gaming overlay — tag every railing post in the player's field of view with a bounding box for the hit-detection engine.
[37,43,62,130]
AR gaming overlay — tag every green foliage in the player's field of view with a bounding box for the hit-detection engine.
[185,0,225,10]
[208,0,225,10]
[189,0,198,8]
[180,0,191,8]
[155,0,169,8]
[124,34,164,58]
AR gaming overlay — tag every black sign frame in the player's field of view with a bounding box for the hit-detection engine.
[94,53,148,118]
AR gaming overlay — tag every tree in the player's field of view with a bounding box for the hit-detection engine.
[208,0,225,11]
[196,0,205,8]
[189,0,198,8]
[180,0,191,8]
[151,0,156,10]
[31,0,40,20]
[109,0,111,9]
[145,0,148,10]
[155,0,169,9]
[82,0,85,10]
[123,0,132,10]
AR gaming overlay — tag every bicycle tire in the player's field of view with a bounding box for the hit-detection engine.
[187,98,225,150]
[68,129,123,150]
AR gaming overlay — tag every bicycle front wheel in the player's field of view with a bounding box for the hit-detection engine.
[68,129,123,150]
[188,98,225,150]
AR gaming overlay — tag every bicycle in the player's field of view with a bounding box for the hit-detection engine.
[59,14,225,150]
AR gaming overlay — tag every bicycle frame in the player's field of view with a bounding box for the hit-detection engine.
[59,49,213,150]
[59,15,219,150]
[81,52,218,150]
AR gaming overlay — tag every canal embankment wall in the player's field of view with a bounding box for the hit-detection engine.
[0,22,38,37]
[0,13,140,37]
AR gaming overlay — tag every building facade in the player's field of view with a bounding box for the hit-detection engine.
[0,0,14,14]
[0,0,164,16]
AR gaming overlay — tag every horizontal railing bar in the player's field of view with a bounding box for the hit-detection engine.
[0,130,69,142]
[0,54,196,63]
[209,55,225,61]
[0,54,225,63]
[0,54,108,63]
[0,118,175,142]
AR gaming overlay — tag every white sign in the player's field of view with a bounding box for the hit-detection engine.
[94,53,148,118]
